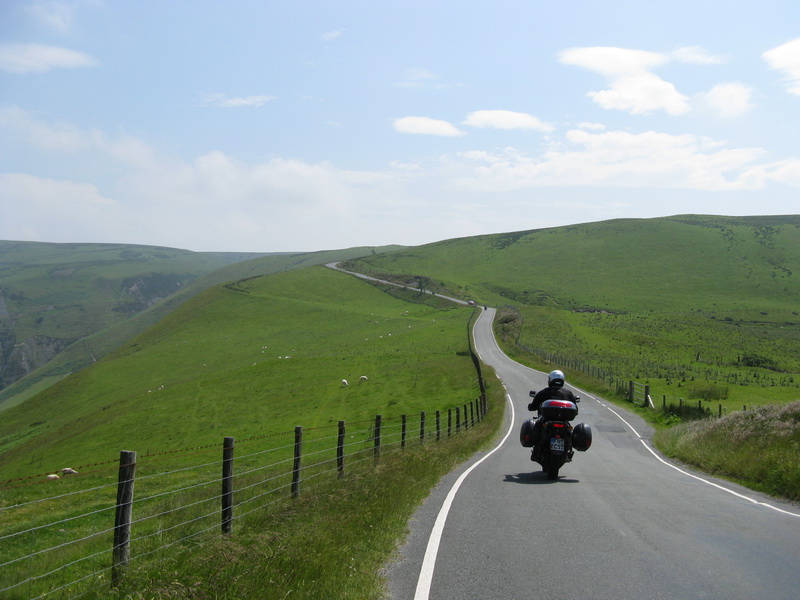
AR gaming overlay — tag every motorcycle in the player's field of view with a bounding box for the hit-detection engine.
[520,390,592,480]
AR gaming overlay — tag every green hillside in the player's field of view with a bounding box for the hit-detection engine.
[345,215,799,315]
[0,241,268,392]
[0,243,403,411]
[0,266,474,479]
[344,215,800,407]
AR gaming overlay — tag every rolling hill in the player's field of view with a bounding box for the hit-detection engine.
[0,242,403,411]
[0,265,472,479]
[2,213,798,475]
[342,214,800,407]
[343,215,800,318]
[0,241,270,391]
[1,214,797,600]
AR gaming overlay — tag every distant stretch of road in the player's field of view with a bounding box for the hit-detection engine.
[325,263,470,306]
[388,307,800,600]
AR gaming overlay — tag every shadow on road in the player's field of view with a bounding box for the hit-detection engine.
[504,472,580,484]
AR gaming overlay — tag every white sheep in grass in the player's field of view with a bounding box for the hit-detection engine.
[46,473,59,480]
[62,467,78,475]
[341,379,349,387]
[359,375,369,383]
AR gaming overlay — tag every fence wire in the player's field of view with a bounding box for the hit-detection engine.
[0,400,486,599]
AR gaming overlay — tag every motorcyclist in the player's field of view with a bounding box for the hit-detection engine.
[528,369,578,411]
[528,370,579,459]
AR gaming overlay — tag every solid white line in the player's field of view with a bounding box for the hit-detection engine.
[413,392,516,600]
[589,392,800,519]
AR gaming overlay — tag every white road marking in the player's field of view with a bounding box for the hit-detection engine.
[580,389,800,519]
[413,391,516,600]
[415,308,798,598]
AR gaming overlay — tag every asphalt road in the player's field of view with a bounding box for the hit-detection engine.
[387,307,800,600]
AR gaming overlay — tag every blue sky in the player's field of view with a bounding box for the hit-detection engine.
[1,0,799,252]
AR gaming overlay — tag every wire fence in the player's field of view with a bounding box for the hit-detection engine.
[0,399,487,599]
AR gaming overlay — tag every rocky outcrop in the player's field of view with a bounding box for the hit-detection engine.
[0,332,76,389]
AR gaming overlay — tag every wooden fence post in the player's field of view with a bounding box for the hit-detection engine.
[628,380,634,402]
[292,426,302,498]
[448,408,452,437]
[401,414,407,448]
[374,415,382,463]
[337,421,345,478]
[463,404,469,430]
[112,450,136,588]
[420,411,426,443]
[221,437,234,535]
[456,407,461,434]
[644,385,651,408]
[470,401,475,427]
[436,410,441,441]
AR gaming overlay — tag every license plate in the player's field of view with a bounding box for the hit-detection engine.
[550,437,565,452]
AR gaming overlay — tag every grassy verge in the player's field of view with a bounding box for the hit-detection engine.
[654,401,800,501]
[100,369,507,600]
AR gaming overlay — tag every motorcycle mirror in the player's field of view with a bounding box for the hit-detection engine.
[529,390,536,397]
[575,397,581,402]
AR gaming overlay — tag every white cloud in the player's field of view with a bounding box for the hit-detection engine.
[3,109,799,252]
[560,46,668,77]
[25,0,79,32]
[763,38,800,96]
[0,105,161,169]
[393,116,465,137]
[463,110,554,132]
[0,173,122,242]
[393,68,441,88]
[559,46,690,115]
[453,129,767,191]
[0,105,94,151]
[671,46,726,65]
[322,30,343,42]
[702,82,754,118]
[201,93,276,108]
[0,43,98,73]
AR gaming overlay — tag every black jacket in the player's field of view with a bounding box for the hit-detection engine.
[528,386,578,412]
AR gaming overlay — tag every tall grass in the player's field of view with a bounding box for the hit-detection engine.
[655,401,800,500]
[111,390,505,600]
[3,373,505,600]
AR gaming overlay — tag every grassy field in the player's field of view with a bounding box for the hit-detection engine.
[0,266,474,478]
[0,265,495,599]
[344,215,800,409]
[0,243,403,410]
[106,374,506,600]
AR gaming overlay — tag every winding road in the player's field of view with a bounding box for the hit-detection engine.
[388,307,800,600]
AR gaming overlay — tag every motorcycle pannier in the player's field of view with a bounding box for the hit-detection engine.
[573,423,592,451]
[519,418,536,447]
[539,399,578,422]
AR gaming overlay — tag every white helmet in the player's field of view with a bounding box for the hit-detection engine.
[548,370,565,388]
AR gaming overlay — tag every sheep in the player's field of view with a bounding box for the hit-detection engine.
[341,379,349,387]
[46,473,59,481]
[359,375,369,383]
[62,467,78,475]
